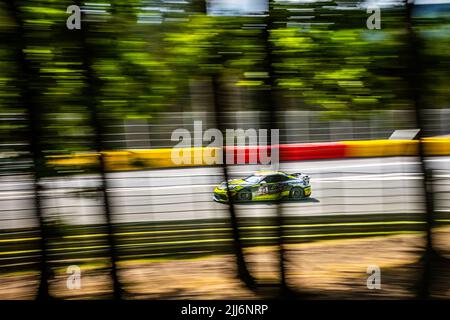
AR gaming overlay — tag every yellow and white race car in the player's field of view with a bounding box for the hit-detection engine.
[213,170,311,203]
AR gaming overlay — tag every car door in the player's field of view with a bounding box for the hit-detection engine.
[275,174,291,196]
[260,175,283,199]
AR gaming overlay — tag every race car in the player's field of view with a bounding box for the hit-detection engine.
[213,170,311,203]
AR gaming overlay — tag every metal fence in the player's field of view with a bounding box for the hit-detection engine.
[101,109,450,149]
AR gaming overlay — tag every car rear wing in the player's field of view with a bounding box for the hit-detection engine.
[292,172,304,178]
[292,172,310,184]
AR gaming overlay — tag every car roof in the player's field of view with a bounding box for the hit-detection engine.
[253,170,286,176]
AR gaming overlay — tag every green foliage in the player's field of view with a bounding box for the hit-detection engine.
[0,0,448,157]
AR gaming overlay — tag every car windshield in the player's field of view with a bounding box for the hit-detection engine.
[244,175,262,184]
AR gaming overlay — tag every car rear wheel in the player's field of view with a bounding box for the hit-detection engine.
[237,189,252,201]
[289,187,304,200]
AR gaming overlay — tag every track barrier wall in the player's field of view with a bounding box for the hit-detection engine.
[46,138,450,171]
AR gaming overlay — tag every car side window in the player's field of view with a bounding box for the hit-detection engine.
[277,175,290,182]
[263,175,288,183]
[262,175,275,183]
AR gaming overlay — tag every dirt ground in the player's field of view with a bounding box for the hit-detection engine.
[1,228,449,300]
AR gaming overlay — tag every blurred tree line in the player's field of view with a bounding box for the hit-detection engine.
[0,0,449,157]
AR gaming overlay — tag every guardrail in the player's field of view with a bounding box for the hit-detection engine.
[46,138,450,172]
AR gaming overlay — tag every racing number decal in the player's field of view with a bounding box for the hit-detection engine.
[259,185,269,195]
[269,184,282,193]
[259,184,281,195]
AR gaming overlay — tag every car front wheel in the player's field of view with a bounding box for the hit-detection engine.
[236,189,252,201]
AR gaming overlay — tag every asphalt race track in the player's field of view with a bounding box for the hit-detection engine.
[1,156,450,230]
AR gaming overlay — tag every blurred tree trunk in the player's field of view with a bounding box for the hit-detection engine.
[405,0,443,299]
[5,0,52,300]
[264,0,290,295]
[258,0,298,297]
[198,0,257,291]
[211,76,257,291]
[74,0,123,299]
[192,0,207,14]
